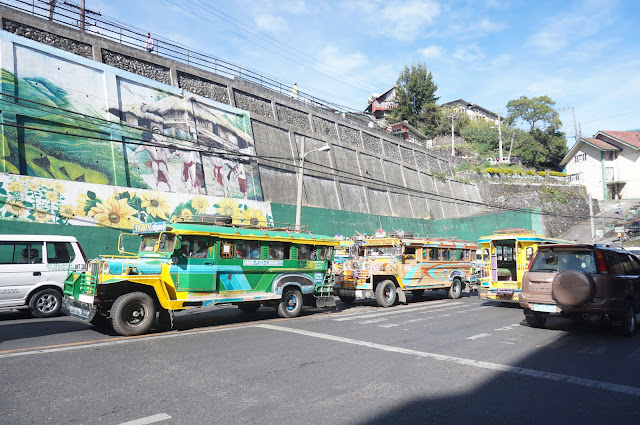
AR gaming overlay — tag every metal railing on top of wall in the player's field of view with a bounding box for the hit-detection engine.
[0,0,356,115]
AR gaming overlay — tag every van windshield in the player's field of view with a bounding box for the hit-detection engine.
[530,250,596,273]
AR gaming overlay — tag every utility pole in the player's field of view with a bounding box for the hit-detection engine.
[589,196,595,243]
[63,1,101,30]
[508,129,515,163]
[497,112,503,163]
[48,0,56,20]
[572,107,578,142]
[448,110,457,156]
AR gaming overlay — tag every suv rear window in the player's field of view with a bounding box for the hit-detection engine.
[530,249,596,273]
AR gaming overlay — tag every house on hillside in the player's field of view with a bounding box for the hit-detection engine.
[364,87,397,124]
[440,99,499,123]
[560,130,640,201]
[387,120,429,147]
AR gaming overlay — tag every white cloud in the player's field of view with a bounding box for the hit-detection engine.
[352,0,441,41]
[453,44,484,62]
[254,14,288,33]
[317,45,368,74]
[418,45,443,59]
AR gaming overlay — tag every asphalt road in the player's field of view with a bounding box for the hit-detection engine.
[2,291,640,425]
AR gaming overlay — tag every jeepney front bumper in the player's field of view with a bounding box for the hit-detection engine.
[62,297,97,321]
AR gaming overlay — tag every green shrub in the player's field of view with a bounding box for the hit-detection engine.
[485,167,502,175]
[525,170,535,175]
[537,171,547,177]
[502,168,515,175]
[548,171,567,177]
[515,169,523,175]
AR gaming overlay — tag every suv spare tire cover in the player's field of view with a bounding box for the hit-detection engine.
[552,270,596,307]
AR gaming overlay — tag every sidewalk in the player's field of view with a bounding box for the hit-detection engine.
[558,199,638,244]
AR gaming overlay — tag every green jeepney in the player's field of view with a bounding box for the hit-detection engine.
[63,217,338,336]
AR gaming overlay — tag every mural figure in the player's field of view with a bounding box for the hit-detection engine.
[169,148,202,194]
[229,161,248,200]
[130,128,175,192]
[205,155,233,198]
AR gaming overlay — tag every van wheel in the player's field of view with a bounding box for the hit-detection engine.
[111,292,156,336]
[447,278,462,299]
[237,302,261,313]
[622,302,636,337]
[524,309,547,328]
[29,288,62,318]
[277,288,303,318]
[375,280,396,307]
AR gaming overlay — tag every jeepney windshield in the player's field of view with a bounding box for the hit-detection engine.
[367,246,398,257]
[156,233,176,253]
[139,234,175,253]
[140,236,157,252]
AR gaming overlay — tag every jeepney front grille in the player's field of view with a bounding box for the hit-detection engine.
[82,260,99,294]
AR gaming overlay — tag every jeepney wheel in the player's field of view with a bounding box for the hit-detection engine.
[111,291,156,336]
[237,302,261,313]
[29,288,62,318]
[277,288,303,318]
[375,280,396,308]
[339,295,356,305]
[411,289,424,299]
[447,278,462,299]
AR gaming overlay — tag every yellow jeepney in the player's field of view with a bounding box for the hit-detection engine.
[477,228,569,302]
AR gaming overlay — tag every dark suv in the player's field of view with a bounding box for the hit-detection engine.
[520,243,639,336]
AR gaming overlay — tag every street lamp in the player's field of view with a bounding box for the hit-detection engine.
[295,139,331,229]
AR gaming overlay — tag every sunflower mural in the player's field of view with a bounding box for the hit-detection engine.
[0,174,274,229]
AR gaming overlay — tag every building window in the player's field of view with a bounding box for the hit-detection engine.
[574,153,587,162]
[569,173,583,182]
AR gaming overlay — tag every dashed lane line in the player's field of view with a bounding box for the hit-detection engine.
[256,324,640,397]
[466,333,491,340]
[119,413,171,425]
[331,300,455,322]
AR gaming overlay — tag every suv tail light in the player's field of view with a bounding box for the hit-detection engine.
[595,250,608,274]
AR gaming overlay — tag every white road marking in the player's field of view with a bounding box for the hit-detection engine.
[467,333,491,340]
[119,413,171,425]
[257,324,640,397]
[494,324,521,331]
[0,327,234,359]
[358,318,388,324]
[331,300,452,321]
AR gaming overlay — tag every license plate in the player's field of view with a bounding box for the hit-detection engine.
[532,303,557,313]
[69,304,91,319]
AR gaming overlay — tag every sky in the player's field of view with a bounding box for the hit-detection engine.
[42,0,640,145]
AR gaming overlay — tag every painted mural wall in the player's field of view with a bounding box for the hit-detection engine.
[0,32,263,205]
[0,173,272,229]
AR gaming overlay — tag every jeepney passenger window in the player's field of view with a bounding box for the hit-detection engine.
[298,244,312,260]
[405,246,416,259]
[247,241,260,259]
[236,241,251,259]
[316,247,326,260]
[429,248,440,260]
[220,241,234,259]
[482,248,489,262]
[442,249,452,261]
[454,249,464,260]
[269,243,289,260]
[325,247,333,260]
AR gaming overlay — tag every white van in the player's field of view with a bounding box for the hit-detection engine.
[0,235,86,317]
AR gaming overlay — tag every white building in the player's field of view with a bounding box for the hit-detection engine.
[440,99,499,123]
[561,131,640,201]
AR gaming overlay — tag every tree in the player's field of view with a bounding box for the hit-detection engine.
[505,95,566,170]
[389,63,440,137]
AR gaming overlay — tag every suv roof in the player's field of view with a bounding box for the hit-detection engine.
[0,234,79,242]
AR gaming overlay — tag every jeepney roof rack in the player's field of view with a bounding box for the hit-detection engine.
[172,215,317,236]
[492,228,536,235]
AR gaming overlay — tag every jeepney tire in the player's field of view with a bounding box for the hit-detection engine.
[277,288,303,318]
[524,309,547,328]
[447,278,462,299]
[90,313,110,329]
[29,288,62,318]
[411,289,424,299]
[339,295,356,305]
[111,292,156,336]
[237,302,261,313]
[375,280,397,308]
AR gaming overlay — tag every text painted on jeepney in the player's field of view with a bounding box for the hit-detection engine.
[243,259,283,267]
